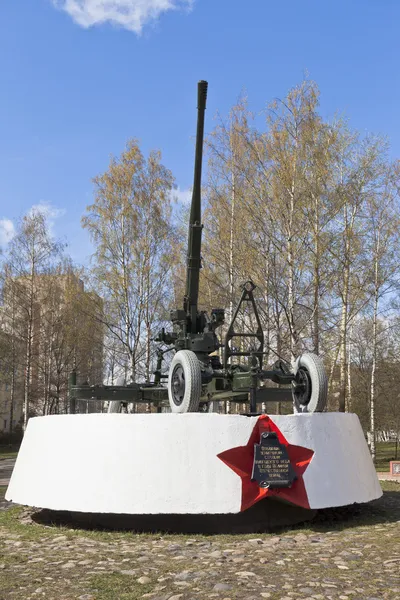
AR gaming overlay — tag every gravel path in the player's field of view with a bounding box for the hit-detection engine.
[1,482,399,600]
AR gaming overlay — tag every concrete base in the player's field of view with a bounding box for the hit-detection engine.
[6,413,382,519]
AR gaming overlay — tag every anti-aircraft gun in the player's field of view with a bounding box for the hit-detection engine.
[70,81,328,415]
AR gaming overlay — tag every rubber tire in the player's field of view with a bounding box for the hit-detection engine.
[292,353,328,413]
[168,350,202,413]
[108,401,123,413]
[108,376,126,413]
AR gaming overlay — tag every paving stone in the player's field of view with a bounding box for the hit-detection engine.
[0,486,399,600]
[213,583,232,591]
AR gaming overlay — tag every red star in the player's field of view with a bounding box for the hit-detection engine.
[217,415,314,512]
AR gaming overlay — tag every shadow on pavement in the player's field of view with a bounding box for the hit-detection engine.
[29,490,400,534]
[32,497,316,534]
[308,490,400,531]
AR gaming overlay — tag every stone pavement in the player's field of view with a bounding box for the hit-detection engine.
[0,498,400,600]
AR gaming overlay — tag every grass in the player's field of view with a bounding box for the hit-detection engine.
[375,441,399,471]
[380,480,400,491]
[0,444,20,460]
[88,573,153,600]
[0,481,399,542]
[0,481,399,600]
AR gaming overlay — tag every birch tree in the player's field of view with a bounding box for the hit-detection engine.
[82,139,175,383]
[4,211,62,429]
[364,162,400,460]
[329,133,388,411]
[0,264,23,432]
[248,81,328,358]
[203,98,254,318]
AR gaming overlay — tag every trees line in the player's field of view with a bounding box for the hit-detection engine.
[0,79,399,458]
[201,81,400,459]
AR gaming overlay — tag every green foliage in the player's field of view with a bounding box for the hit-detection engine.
[0,427,22,447]
[0,446,19,459]
[375,442,399,472]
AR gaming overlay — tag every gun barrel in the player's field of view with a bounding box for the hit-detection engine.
[185,80,208,333]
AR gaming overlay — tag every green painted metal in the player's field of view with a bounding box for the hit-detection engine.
[156,81,223,361]
[69,383,165,403]
[69,81,306,414]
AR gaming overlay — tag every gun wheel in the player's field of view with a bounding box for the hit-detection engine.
[168,350,202,413]
[292,353,328,413]
[108,401,128,413]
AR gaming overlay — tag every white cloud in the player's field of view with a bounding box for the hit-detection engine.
[172,186,192,205]
[28,202,66,234]
[0,219,15,246]
[28,201,65,221]
[52,0,194,34]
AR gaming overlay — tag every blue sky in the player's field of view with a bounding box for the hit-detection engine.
[0,0,399,264]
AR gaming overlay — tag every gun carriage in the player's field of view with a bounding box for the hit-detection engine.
[70,81,328,415]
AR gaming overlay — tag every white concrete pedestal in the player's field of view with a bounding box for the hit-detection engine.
[6,413,381,516]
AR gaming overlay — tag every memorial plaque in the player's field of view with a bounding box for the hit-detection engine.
[251,431,297,489]
[390,461,400,476]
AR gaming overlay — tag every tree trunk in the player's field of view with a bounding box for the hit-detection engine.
[347,324,353,413]
[287,181,300,358]
[276,308,282,416]
[226,133,237,415]
[23,319,32,431]
[145,319,152,413]
[338,297,347,413]
[262,245,271,414]
[145,310,152,412]
[9,312,16,434]
[370,230,381,464]
[9,365,15,435]
[338,201,351,413]
[328,344,340,396]
[312,193,320,354]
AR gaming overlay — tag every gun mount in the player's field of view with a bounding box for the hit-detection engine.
[70,81,328,416]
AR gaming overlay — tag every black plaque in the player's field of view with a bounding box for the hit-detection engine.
[251,431,297,489]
